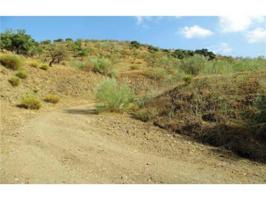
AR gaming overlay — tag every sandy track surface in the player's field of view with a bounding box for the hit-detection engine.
[1,104,266,183]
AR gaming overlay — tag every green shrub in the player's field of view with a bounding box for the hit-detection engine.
[95,78,135,112]
[0,54,22,70]
[76,48,89,57]
[8,76,20,87]
[40,64,48,70]
[90,57,113,76]
[181,55,207,75]
[44,94,60,104]
[18,95,41,110]
[15,70,27,79]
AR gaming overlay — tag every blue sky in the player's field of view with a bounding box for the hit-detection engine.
[0,16,265,57]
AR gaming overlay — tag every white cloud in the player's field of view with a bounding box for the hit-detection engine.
[135,16,152,25]
[135,16,180,26]
[210,43,232,55]
[135,16,162,25]
[219,16,266,32]
[246,28,266,43]
[180,25,213,38]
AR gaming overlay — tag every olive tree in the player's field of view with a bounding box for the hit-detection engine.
[0,29,37,55]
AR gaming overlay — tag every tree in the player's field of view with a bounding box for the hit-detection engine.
[53,38,63,42]
[40,40,52,45]
[46,45,67,66]
[195,49,216,60]
[65,38,73,42]
[130,41,141,48]
[0,29,37,55]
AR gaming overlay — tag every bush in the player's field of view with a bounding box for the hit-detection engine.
[0,30,37,55]
[0,54,22,70]
[18,95,41,110]
[29,61,39,68]
[95,78,135,112]
[90,57,113,76]
[40,64,48,70]
[44,94,60,104]
[181,55,207,75]
[8,76,20,87]
[15,70,27,79]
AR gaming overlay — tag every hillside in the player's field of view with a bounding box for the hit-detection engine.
[1,31,266,183]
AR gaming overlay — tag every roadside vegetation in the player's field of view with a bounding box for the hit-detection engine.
[95,78,135,112]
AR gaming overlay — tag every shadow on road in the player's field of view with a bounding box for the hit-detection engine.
[64,107,98,115]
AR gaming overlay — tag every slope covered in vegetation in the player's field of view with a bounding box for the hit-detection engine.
[1,30,266,163]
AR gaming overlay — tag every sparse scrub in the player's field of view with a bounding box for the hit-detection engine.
[15,69,28,79]
[18,95,41,109]
[95,78,135,112]
[44,94,60,104]
[8,76,20,87]
[0,54,22,70]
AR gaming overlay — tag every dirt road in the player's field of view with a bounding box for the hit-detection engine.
[1,104,266,183]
